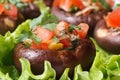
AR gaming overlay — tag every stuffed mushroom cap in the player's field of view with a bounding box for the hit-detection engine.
[14,22,96,78]
[94,7,120,54]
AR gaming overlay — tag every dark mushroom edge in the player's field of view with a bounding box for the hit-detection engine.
[94,19,120,54]
[13,21,96,78]
[14,38,95,78]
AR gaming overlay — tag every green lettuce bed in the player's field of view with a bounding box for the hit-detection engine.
[0,1,120,80]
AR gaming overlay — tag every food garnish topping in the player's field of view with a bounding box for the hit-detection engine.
[30,21,89,50]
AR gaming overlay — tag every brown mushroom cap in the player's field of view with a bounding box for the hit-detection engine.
[94,19,120,54]
[51,7,107,36]
[20,3,40,19]
[0,13,24,35]
[13,38,95,78]
[19,0,53,20]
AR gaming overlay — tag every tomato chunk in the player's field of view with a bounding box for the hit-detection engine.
[105,7,120,27]
[39,42,49,50]
[59,0,73,12]
[33,27,54,42]
[73,23,89,39]
[73,0,85,10]
[53,0,60,7]
[4,4,18,19]
[53,0,85,12]
[31,41,48,50]
[0,4,5,15]
[60,38,72,48]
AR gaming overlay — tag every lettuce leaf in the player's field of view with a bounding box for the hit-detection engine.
[73,65,90,80]
[89,38,120,80]
[0,18,58,80]
[0,3,120,79]
[0,7,58,79]
[0,20,31,79]
[30,13,58,29]
[59,68,71,80]
[18,58,56,80]
[34,0,50,14]
[30,0,58,29]
[0,19,31,66]
[1,22,120,80]
[0,71,12,80]
[0,58,56,80]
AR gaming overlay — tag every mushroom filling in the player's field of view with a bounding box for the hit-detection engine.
[23,22,89,50]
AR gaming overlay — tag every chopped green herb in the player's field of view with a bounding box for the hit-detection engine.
[92,0,110,11]
[16,2,28,9]
[4,4,10,10]
[43,23,57,31]
[30,33,42,44]
[69,24,76,31]
[117,4,120,7]
[30,13,58,29]
[99,0,110,10]
[69,24,80,32]
[53,36,59,43]
[69,6,79,13]
[92,0,97,2]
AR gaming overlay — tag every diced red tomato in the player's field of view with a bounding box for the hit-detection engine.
[59,0,73,12]
[43,39,54,44]
[53,0,60,7]
[53,0,85,12]
[73,0,85,10]
[0,4,5,15]
[31,27,55,50]
[105,7,120,27]
[60,38,72,48]
[33,27,54,42]
[4,4,18,19]
[38,42,48,50]
[31,41,48,50]
[73,23,89,39]
[31,41,40,49]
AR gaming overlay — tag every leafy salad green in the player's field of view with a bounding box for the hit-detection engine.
[0,0,120,80]
[0,19,120,80]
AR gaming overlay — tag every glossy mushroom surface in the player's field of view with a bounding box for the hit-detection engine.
[14,38,95,77]
[51,7,107,35]
[0,13,24,35]
[20,3,40,19]
[94,19,120,54]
